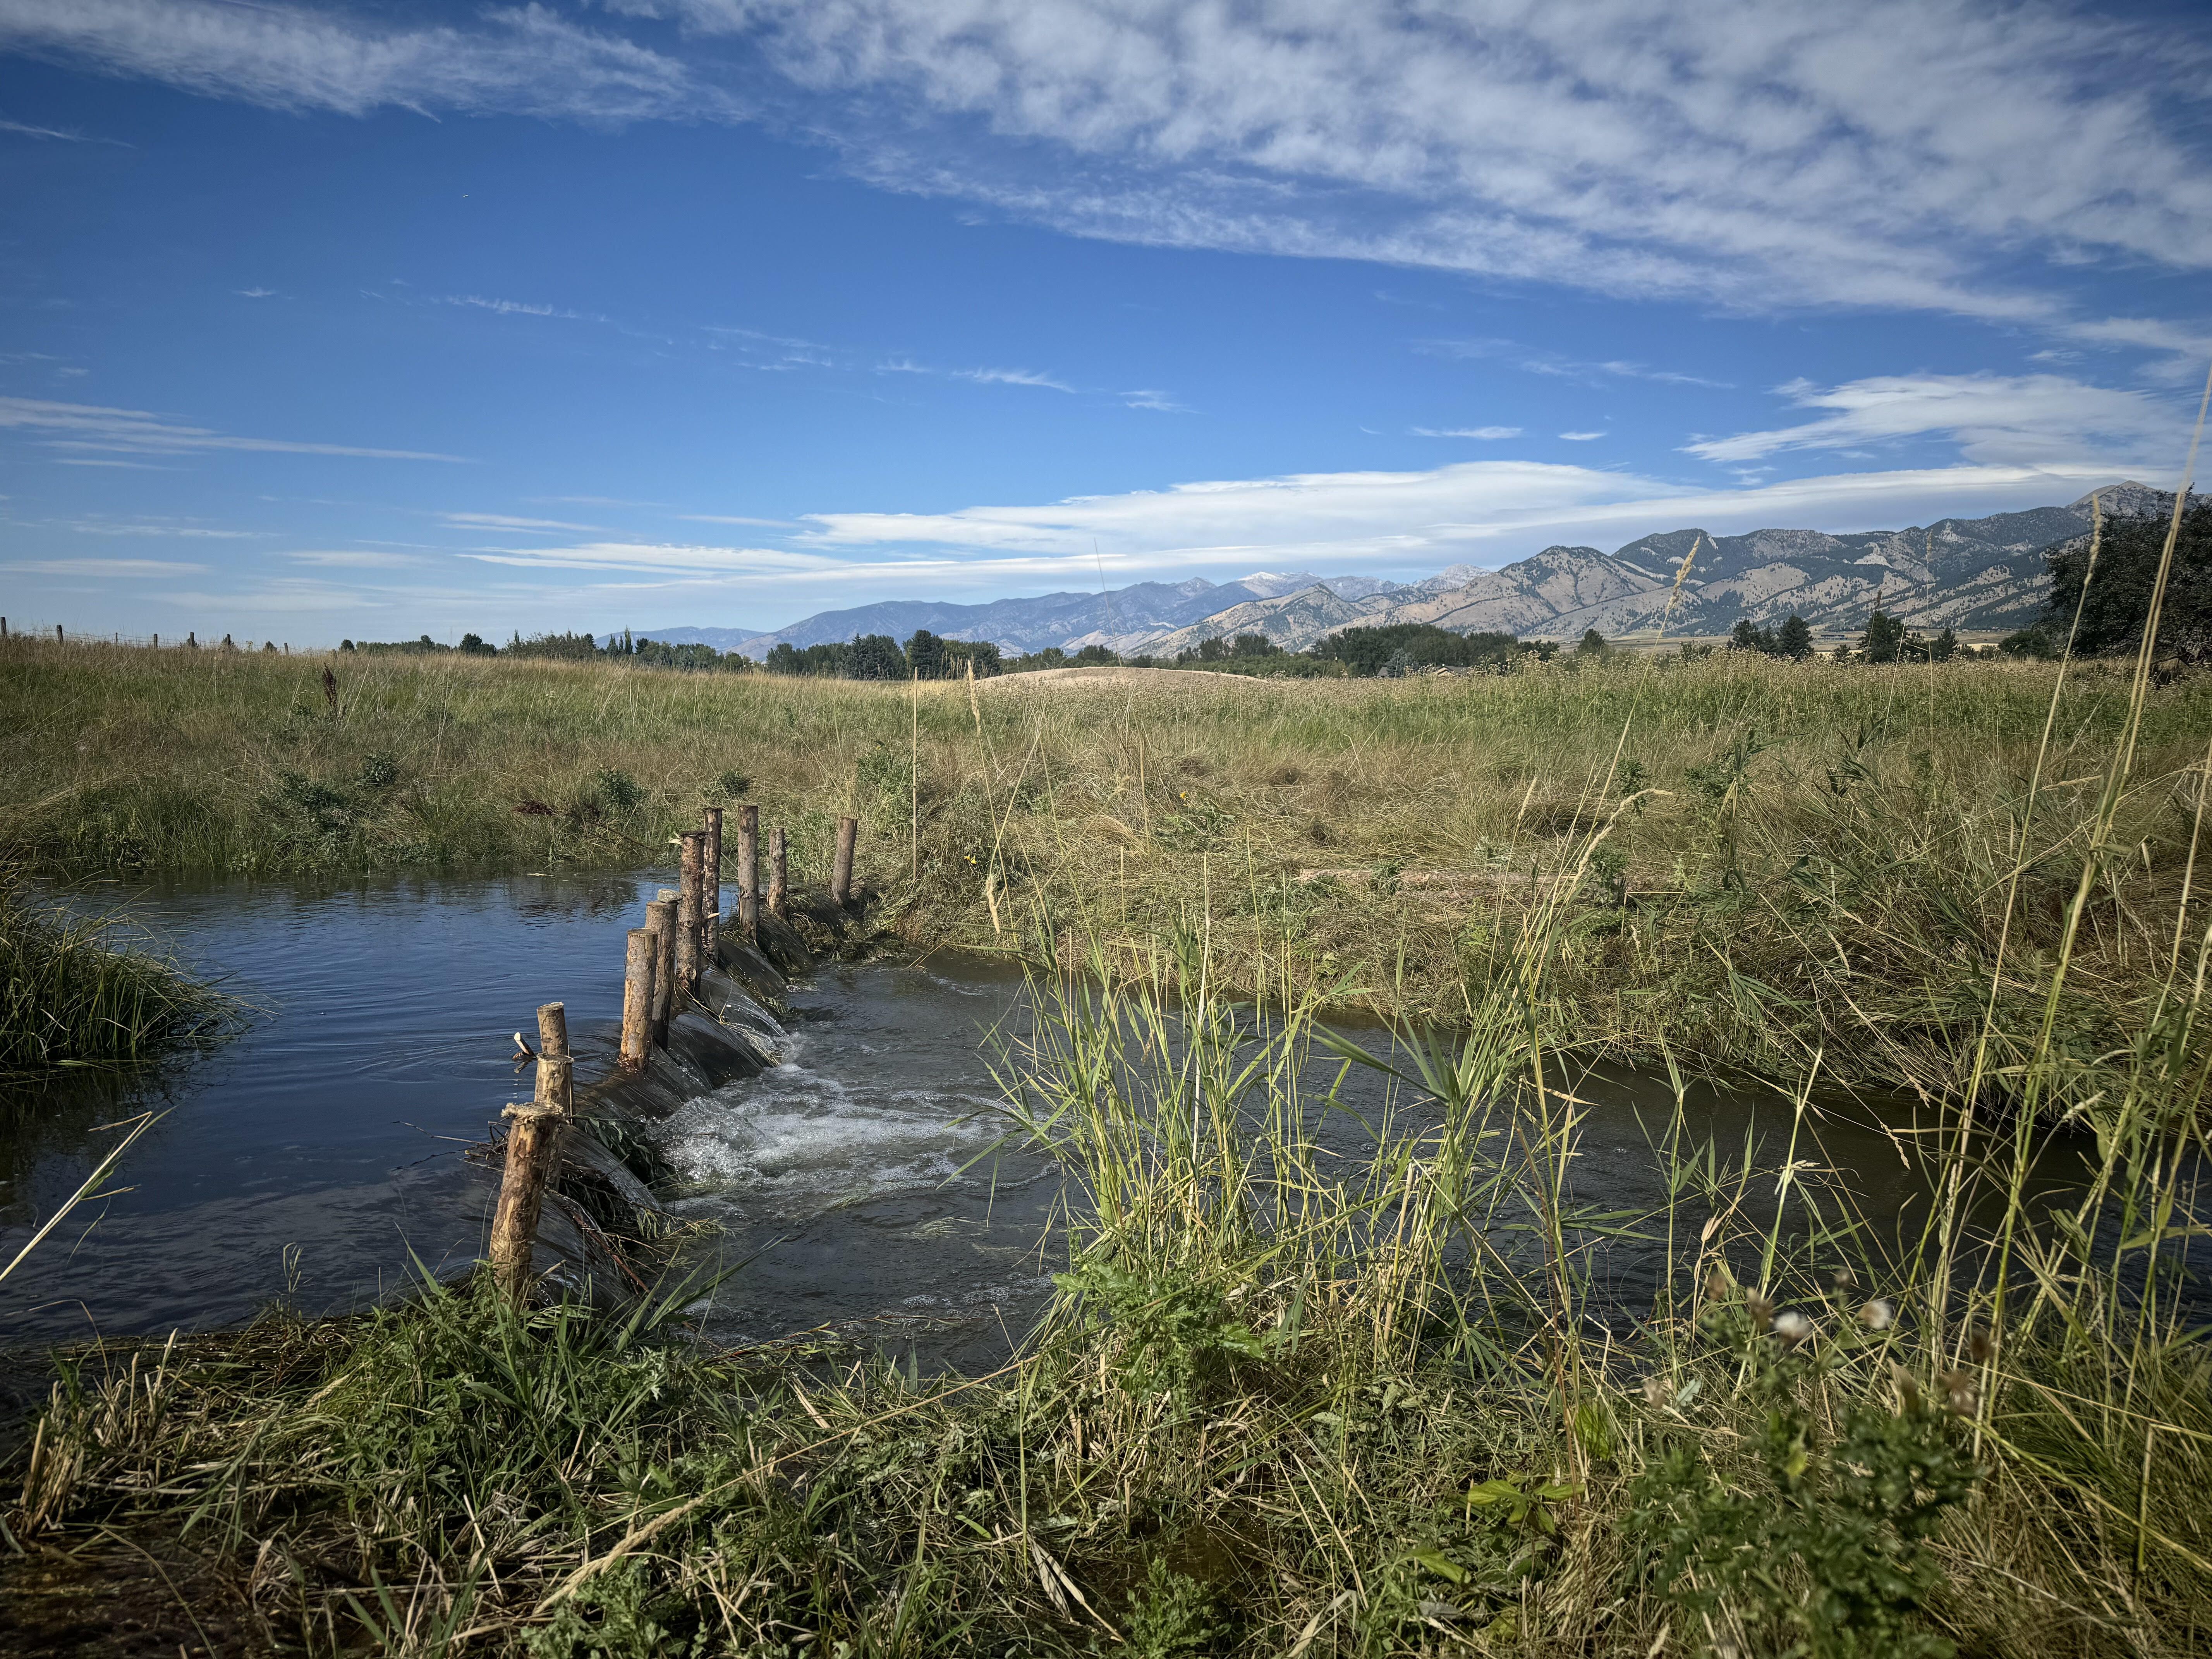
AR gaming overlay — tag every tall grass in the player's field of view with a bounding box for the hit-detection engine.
[8,633,2212,1095]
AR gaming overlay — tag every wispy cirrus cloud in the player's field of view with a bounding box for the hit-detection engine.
[0,0,721,124]
[6,0,2209,344]
[281,550,428,569]
[1413,426,1521,440]
[0,113,127,143]
[0,395,468,461]
[441,511,607,533]
[9,556,208,575]
[1685,373,2187,466]
[878,358,1074,392]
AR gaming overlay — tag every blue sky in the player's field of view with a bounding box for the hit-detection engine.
[2,0,2208,646]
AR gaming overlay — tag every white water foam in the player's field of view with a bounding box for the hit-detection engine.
[656,1055,1007,1219]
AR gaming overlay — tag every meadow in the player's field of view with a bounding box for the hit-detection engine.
[7,629,2212,1655]
[6,634,2210,1099]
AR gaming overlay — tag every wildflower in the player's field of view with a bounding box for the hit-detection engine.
[1771,1310,1815,1349]
[1641,1374,1668,1407]
[1704,1264,1733,1302]
[1831,1266,1857,1292]
[1745,1287,1775,1325]
[1859,1298,1895,1331]
[1968,1326,1998,1364]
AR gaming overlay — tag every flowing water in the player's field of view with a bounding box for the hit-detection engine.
[0,874,2126,1372]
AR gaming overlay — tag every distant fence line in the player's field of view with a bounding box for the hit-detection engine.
[0,618,317,654]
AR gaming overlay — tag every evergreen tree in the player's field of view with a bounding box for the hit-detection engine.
[1577,627,1608,655]
[1860,610,1907,663]
[2047,499,2212,659]
[1931,627,1958,662]
[904,629,948,678]
[1729,618,1774,653]
[1776,614,1814,660]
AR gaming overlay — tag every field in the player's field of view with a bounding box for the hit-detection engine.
[7,635,2210,1097]
[6,634,2212,1655]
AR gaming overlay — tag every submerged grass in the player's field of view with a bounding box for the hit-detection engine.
[7,635,2212,1094]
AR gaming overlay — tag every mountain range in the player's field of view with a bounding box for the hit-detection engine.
[635,484,2166,659]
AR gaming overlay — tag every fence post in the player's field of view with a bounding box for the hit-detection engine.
[646,893,677,1039]
[489,1101,560,1304]
[675,831,705,996]
[737,803,760,939]
[768,825,788,916]
[832,815,858,908]
[621,928,655,1068]
[533,1002,572,1113]
[55,625,63,646]
[702,806,723,962]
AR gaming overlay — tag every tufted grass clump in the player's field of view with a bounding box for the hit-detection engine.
[0,872,236,1085]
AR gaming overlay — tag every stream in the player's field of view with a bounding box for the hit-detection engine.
[0,873,2138,1374]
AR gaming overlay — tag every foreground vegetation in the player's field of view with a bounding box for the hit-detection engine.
[7,632,2211,1101]
[9,913,2207,1656]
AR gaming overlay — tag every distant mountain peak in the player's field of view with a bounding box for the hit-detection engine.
[629,482,2142,659]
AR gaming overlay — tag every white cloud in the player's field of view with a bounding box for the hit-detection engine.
[1422,338,1732,388]
[236,286,275,298]
[1121,388,1189,413]
[9,0,2205,336]
[0,113,124,142]
[441,511,607,532]
[706,0,2212,324]
[953,366,1072,391]
[880,359,1076,392]
[1558,431,1606,442]
[1413,426,1521,440]
[1686,372,2187,466]
[787,455,2141,579]
[0,0,718,123]
[281,550,428,568]
[9,557,208,575]
[0,395,467,460]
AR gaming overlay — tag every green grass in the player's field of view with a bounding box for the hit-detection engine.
[8,634,2212,1096]
[0,872,236,1084]
[9,937,2207,1655]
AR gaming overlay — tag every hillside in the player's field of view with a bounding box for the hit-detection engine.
[634,483,2165,658]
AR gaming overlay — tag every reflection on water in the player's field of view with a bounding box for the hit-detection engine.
[0,873,2149,1368]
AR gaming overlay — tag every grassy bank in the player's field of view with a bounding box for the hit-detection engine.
[8,943,2207,1656]
[0,874,235,1085]
[10,589,2212,1653]
[7,634,2212,1097]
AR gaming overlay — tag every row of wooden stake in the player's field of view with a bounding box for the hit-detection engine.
[488,805,862,1302]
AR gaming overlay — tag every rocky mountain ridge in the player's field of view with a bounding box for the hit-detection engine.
[639,483,2168,658]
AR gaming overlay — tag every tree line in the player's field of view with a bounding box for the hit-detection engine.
[332,503,2209,678]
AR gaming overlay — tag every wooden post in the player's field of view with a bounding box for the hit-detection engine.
[702,806,723,962]
[646,894,677,1039]
[832,815,858,908]
[55,625,63,646]
[533,1002,572,1113]
[768,825,788,916]
[620,929,655,1068]
[737,803,760,939]
[489,1102,560,1304]
[675,831,705,996]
